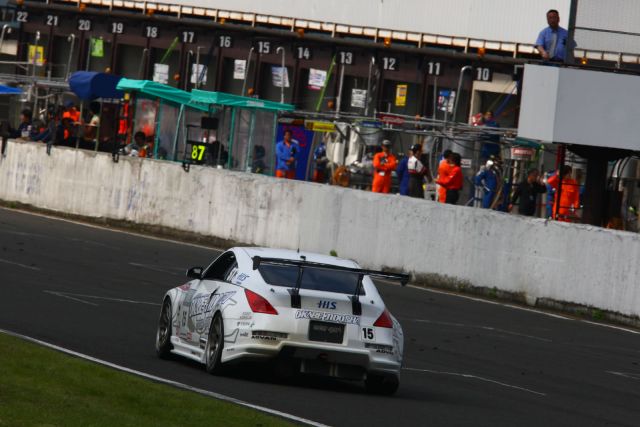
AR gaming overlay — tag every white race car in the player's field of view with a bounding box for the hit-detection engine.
[155,247,408,394]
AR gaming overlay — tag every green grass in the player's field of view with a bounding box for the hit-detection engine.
[0,333,291,427]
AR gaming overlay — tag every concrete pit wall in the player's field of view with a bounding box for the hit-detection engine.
[1,140,639,320]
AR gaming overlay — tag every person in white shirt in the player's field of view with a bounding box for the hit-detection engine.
[407,143,429,199]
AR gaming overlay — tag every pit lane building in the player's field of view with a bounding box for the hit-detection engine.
[0,0,568,126]
[2,0,640,229]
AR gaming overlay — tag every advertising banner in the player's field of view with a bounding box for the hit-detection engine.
[395,84,407,107]
[351,88,367,108]
[271,66,290,88]
[275,125,315,180]
[308,68,327,90]
[233,59,246,80]
[90,38,104,58]
[27,45,44,67]
[153,63,169,84]
[191,64,207,84]
[438,89,456,113]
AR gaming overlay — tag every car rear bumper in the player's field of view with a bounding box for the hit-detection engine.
[222,340,401,378]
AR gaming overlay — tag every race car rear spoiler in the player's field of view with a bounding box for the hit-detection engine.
[251,256,410,315]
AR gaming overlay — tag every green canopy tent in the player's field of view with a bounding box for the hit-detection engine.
[116,78,208,160]
[189,89,295,174]
[117,79,207,111]
[190,90,295,112]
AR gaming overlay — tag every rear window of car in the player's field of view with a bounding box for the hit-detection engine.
[258,265,365,295]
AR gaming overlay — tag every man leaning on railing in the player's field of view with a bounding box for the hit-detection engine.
[536,9,569,62]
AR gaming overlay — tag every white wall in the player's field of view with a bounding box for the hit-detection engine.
[2,141,639,318]
[159,0,569,45]
[519,64,640,150]
[575,0,640,54]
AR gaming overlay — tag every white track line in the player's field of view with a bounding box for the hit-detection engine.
[0,206,219,251]
[582,321,640,335]
[129,262,183,276]
[404,318,552,342]
[403,367,547,397]
[0,229,49,238]
[0,257,41,271]
[66,237,120,250]
[44,290,160,306]
[606,371,640,381]
[0,328,328,427]
[406,285,572,320]
[381,279,640,335]
[43,291,99,306]
[415,286,640,335]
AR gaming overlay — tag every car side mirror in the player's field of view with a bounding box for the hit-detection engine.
[186,267,203,280]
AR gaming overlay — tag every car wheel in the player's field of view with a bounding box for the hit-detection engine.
[156,298,173,358]
[205,313,225,375]
[365,373,399,395]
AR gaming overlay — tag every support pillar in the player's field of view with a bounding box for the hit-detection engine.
[582,156,608,226]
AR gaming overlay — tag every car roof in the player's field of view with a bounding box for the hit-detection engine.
[234,247,359,269]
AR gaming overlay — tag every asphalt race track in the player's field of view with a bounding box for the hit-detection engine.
[1,207,639,426]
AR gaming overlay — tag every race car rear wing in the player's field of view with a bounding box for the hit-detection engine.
[251,256,410,315]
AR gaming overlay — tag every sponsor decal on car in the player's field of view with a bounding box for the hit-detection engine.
[224,329,240,344]
[250,331,287,341]
[317,300,337,310]
[251,335,278,341]
[295,309,360,325]
[229,270,249,285]
[189,291,236,333]
[391,317,403,360]
[365,343,395,355]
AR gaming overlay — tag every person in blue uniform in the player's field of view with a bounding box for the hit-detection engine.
[275,129,299,179]
[474,160,498,209]
[396,148,411,196]
[312,141,328,183]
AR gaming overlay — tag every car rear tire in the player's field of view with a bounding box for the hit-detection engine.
[365,373,399,395]
[205,313,225,375]
[156,299,173,358]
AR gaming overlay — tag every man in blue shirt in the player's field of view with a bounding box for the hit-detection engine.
[396,149,410,196]
[474,160,498,209]
[536,9,569,62]
[312,141,328,183]
[10,109,34,139]
[480,110,500,161]
[275,129,298,179]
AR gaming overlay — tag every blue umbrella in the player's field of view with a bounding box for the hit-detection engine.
[68,71,123,100]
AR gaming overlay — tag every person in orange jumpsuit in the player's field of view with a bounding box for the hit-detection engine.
[437,149,453,202]
[62,101,81,141]
[62,101,80,123]
[437,152,464,204]
[547,165,580,222]
[372,140,397,193]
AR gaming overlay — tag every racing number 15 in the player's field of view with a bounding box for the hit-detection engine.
[362,327,375,341]
[191,145,205,162]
